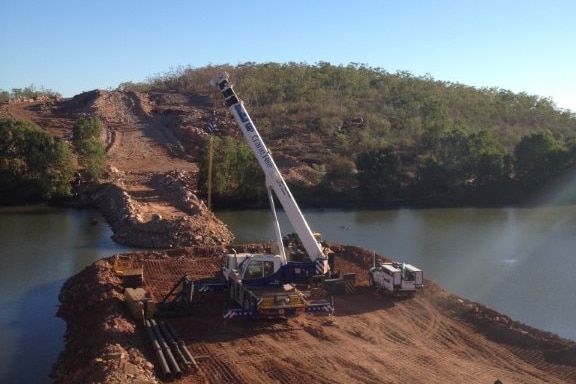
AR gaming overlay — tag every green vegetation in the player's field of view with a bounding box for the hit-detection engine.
[120,63,576,206]
[197,136,266,206]
[10,62,576,206]
[7,62,575,206]
[0,119,74,202]
[356,148,401,203]
[0,85,61,103]
[0,114,107,205]
[72,116,106,182]
[123,62,576,206]
[415,127,511,197]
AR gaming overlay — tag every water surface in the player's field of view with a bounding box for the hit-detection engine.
[217,206,576,341]
[0,205,134,384]
[1,204,574,383]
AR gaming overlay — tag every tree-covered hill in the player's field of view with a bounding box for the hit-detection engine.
[119,62,576,207]
[5,62,575,207]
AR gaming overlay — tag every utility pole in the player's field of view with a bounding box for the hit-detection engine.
[206,121,216,210]
[207,135,213,210]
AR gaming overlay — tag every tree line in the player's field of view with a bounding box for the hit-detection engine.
[122,63,576,207]
[4,62,576,207]
[0,117,105,204]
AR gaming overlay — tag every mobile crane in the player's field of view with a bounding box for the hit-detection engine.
[208,72,352,318]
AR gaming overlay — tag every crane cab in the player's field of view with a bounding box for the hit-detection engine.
[223,253,284,286]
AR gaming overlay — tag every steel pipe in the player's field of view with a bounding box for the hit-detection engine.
[150,319,182,376]
[158,320,189,369]
[144,319,171,378]
[164,320,199,371]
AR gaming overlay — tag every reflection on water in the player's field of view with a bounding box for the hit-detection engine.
[0,206,135,384]
[217,206,576,341]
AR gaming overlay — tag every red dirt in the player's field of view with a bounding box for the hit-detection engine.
[54,246,576,384]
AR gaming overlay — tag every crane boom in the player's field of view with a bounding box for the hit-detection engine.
[211,73,326,265]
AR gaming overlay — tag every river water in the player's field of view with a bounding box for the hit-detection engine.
[215,206,576,342]
[0,205,575,383]
[0,206,135,384]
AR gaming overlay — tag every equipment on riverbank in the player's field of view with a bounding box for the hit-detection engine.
[113,254,143,288]
[368,260,423,297]
[208,72,355,318]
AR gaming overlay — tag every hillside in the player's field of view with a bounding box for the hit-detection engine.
[125,63,576,207]
[4,90,235,247]
[5,64,576,209]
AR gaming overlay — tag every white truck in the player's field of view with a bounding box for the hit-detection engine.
[209,73,351,318]
[368,261,423,297]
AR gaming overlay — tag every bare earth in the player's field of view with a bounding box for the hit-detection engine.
[3,94,576,384]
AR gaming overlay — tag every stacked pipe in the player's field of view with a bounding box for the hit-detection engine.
[144,318,199,378]
[144,319,172,379]
[150,319,182,377]
[162,320,199,371]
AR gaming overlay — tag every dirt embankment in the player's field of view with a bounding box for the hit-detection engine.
[4,90,235,247]
[53,246,576,384]
[2,90,324,248]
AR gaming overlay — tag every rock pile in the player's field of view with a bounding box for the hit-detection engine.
[53,258,158,384]
[86,172,234,248]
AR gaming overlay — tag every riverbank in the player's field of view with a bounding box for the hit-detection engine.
[52,245,576,384]
[84,171,234,248]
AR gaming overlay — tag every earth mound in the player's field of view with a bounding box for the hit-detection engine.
[53,245,576,384]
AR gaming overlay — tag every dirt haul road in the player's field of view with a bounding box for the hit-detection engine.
[4,91,235,247]
[3,93,576,383]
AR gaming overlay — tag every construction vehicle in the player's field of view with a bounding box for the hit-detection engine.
[113,254,144,288]
[368,261,423,297]
[208,72,353,318]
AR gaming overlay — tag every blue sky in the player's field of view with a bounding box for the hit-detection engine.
[1,0,575,111]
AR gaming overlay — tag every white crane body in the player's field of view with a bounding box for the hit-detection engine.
[206,73,335,318]
[211,73,329,282]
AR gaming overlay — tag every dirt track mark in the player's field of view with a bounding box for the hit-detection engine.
[4,102,43,125]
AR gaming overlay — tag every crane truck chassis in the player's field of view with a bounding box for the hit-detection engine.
[200,252,334,319]
[207,72,354,319]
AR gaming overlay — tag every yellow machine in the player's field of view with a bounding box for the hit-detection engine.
[113,254,144,288]
[114,254,134,275]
